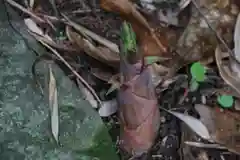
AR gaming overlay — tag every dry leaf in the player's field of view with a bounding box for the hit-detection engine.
[49,66,59,143]
[98,99,118,117]
[195,104,240,154]
[232,13,240,77]
[215,46,240,97]
[24,18,52,40]
[164,109,211,140]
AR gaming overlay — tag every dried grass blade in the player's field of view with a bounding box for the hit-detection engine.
[49,65,59,143]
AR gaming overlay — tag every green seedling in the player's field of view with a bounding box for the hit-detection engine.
[217,95,234,108]
[106,22,137,95]
[189,62,206,91]
[120,21,137,55]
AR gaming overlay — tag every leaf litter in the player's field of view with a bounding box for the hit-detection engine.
[6,0,240,159]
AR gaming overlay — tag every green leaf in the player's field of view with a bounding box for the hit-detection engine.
[217,95,234,108]
[120,21,137,54]
[189,79,199,92]
[190,62,206,82]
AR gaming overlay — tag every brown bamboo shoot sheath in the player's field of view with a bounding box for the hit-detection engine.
[118,61,160,155]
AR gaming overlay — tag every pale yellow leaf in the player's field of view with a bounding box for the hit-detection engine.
[49,66,59,143]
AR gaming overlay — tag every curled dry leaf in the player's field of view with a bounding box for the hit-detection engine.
[176,0,239,64]
[49,66,59,143]
[66,26,119,67]
[232,12,240,77]
[215,46,240,98]
[100,0,168,57]
[195,104,240,154]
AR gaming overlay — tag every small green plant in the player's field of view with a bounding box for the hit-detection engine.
[120,21,137,55]
[120,22,160,65]
[217,94,234,108]
[190,62,234,108]
[189,62,206,91]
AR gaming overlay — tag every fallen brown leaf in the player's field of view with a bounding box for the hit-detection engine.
[195,104,240,154]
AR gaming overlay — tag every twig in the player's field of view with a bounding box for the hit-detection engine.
[30,31,78,52]
[61,13,120,53]
[5,0,45,23]
[37,39,102,107]
[42,14,66,22]
[71,9,101,14]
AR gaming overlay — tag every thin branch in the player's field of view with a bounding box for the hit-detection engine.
[71,9,101,14]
